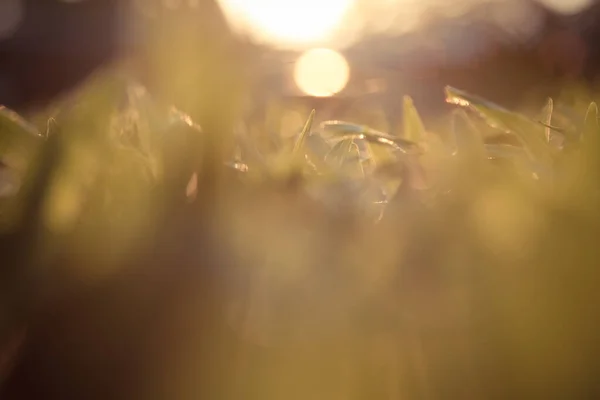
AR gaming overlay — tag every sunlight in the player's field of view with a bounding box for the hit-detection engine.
[534,0,593,15]
[293,48,350,97]
[217,0,354,46]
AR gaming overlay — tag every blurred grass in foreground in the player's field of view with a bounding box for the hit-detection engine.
[1,64,600,399]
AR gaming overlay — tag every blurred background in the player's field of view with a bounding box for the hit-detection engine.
[2,0,600,126]
[3,2,600,399]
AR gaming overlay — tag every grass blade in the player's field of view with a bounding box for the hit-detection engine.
[541,97,553,144]
[0,106,44,172]
[325,138,354,167]
[321,121,421,154]
[292,109,315,155]
[445,86,552,164]
[582,102,599,147]
[451,109,486,162]
[402,96,426,143]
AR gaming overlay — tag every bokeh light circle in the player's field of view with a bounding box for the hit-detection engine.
[293,48,350,97]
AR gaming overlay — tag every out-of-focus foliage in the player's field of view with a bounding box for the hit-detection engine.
[1,68,600,399]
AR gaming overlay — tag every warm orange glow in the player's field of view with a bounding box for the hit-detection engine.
[535,0,593,15]
[293,48,350,97]
[217,0,354,45]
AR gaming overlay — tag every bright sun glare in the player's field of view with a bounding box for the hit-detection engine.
[217,0,354,45]
[294,48,350,97]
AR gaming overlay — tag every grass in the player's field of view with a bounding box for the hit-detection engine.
[1,68,600,398]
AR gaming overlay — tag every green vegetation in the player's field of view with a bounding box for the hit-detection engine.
[1,68,600,398]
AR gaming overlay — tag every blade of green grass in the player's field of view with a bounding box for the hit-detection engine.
[445,86,553,164]
[324,138,364,179]
[0,106,44,171]
[320,121,421,154]
[292,109,315,155]
[582,102,599,146]
[541,97,553,144]
[325,138,354,167]
[451,109,486,162]
[402,96,426,143]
